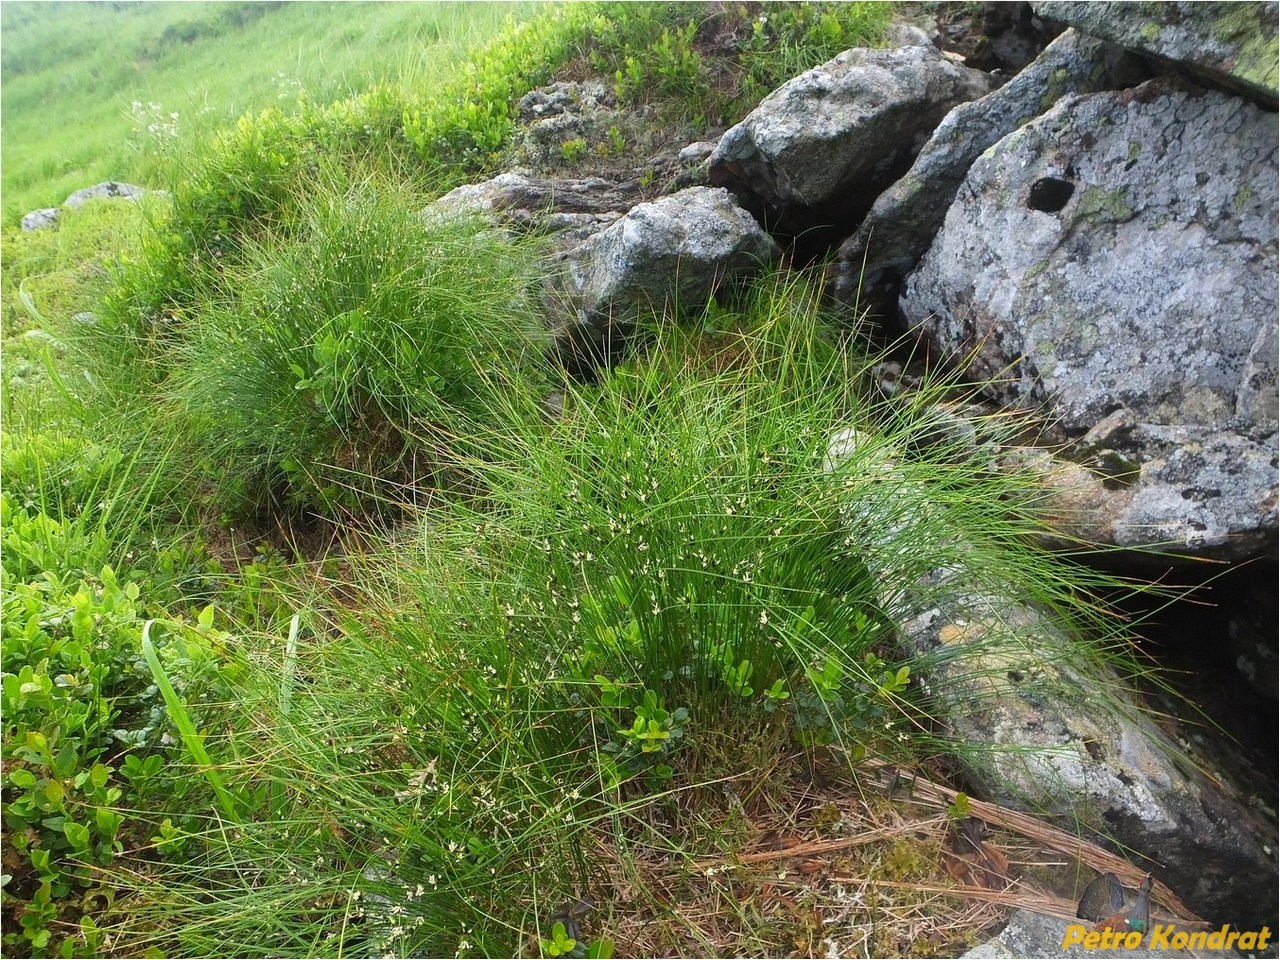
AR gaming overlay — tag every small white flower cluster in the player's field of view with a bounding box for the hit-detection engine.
[128,100,180,153]
[274,69,305,101]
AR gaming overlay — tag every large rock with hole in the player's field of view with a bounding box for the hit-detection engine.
[828,427,1279,929]
[1032,1,1279,106]
[900,77,1278,560]
[549,186,779,364]
[707,43,996,240]
[831,29,1149,313]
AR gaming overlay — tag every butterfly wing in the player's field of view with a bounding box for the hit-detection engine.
[1077,872,1126,922]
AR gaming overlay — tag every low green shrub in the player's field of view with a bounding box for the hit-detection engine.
[107,3,592,326]
[105,2,892,331]
[402,5,599,170]
[0,486,237,957]
[582,1,893,126]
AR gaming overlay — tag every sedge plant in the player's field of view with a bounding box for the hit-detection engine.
[95,269,1168,957]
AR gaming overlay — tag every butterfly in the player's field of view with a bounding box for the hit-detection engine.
[1076,872,1153,934]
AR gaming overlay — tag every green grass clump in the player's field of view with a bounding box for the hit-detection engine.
[163,177,550,516]
[91,274,1155,958]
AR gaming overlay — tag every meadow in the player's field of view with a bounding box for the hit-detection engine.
[2,3,1164,956]
[0,1,528,225]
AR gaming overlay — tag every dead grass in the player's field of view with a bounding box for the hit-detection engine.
[563,757,1207,957]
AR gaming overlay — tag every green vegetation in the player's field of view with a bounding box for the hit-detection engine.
[165,178,551,515]
[0,1,530,225]
[2,3,1169,957]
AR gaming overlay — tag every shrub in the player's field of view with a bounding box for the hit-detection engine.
[0,469,231,958]
[582,2,893,125]
[106,2,892,329]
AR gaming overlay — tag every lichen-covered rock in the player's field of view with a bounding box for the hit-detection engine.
[897,568,1277,927]
[829,427,1278,929]
[900,77,1278,559]
[707,43,996,237]
[1033,1,1279,106]
[20,207,60,231]
[423,173,640,228]
[515,81,621,170]
[831,29,1149,313]
[549,187,779,364]
[63,181,149,208]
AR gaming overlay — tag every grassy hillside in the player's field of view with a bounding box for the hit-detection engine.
[0,1,529,225]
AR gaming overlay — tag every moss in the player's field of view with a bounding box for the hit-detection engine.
[1039,67,1072,111]
[1235,185,1253,210]
[1127,141,1142,162]
[880,837,934,881]
[1075,184,1133,224]
[1024,259,1052,281]
[1094,450,1141,490]
[1208,2,1280,95]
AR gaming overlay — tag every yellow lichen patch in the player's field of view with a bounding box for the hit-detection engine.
[939,621,989,644]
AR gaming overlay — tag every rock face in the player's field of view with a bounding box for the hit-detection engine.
[1033,1,1280,106]
[549,186,779,366]
[830,427,1279,929]
[708,43,996,240]
[831,29,1149,313]
[900,77,1278,559]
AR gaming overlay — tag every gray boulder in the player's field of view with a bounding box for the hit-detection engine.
[900,77,1278,559]
[21,181,162,231]
[707,43,996,237]
[63,181,149,209]
[831,29,1149,312]
[963,909,1243,958]
[1033,1,1279,106]
[549,186,779,363]
[426,173,644,222]
[829,427,1278,929]
[20,207,60,231]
